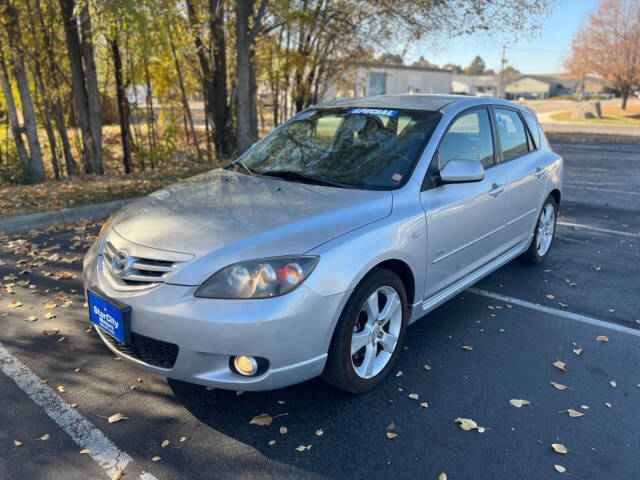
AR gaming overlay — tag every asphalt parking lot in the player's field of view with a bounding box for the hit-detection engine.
[1,137,639,480]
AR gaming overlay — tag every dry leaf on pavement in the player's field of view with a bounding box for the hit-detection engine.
[44,301,57,309]
[554,465,566,473]
[161,440,170,448]
[40,433,50,441]
[8,300,22,308]
[596,335,609,342]
[509,399,531,408]
[553,361,567,371]
[80,449,91,454]
[250,413,273,426]
[408,393,419,400]
[572,348,582,355]
[551,443,568,454]
[610,380,617,387]
[315,429,324,436]
[454,417,478,431]
[108,413,128,423]
[438,474,447,480]
[461,345,473,351]
[111,467,124,480]
[57,385,66,393]
[386,432,397,439]
[14,440,22,447]
[151,456,161,462]
[549,381,569,390]
[566,409,584,418]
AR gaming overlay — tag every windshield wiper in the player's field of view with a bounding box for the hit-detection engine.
[259,170,352,189]
[228,160,255,175]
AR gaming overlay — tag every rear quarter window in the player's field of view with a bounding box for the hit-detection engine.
[522,111,541,149]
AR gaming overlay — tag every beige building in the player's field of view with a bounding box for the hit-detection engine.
[324,62,452,100]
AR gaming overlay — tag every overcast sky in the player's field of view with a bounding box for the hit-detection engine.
[406,0,598,74]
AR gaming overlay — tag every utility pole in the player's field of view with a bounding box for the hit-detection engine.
[498,45,507,99]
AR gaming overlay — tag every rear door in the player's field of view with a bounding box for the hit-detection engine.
[493,107,548,249]
[419,107,508,299]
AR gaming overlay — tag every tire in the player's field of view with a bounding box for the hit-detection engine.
[520,195,558,264]
[322,267,408,394]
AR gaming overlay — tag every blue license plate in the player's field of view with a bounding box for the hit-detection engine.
[88,289,131,344]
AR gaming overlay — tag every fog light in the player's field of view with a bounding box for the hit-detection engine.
[233,355,258,376]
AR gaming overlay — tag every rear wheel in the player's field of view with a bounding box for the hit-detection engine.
[323,268,408,393]
[520,195,557,264]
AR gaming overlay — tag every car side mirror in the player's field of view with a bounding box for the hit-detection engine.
[439,159,485,184]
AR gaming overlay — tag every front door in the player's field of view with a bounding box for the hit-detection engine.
[420,107,508,299]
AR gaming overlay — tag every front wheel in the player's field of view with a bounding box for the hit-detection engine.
[322,268,408,394]
[520,195,557,264]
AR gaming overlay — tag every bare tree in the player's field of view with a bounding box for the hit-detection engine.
[566,0,640,109]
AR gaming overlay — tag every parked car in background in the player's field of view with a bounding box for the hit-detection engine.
[83,95,562,393]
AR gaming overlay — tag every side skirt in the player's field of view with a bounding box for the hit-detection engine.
[407,237,531,325]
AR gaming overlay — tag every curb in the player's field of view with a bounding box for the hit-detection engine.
[0,197,141,235]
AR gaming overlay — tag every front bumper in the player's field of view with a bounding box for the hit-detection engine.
[83,242,348,390]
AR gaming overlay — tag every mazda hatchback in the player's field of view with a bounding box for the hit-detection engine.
[83,95,562,393]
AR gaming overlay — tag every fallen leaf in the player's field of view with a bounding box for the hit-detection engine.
[42,329,59,335]
[566,409,584,418]
[180,436,186,442]
[461,345,473,351]
[55,271,73,280]
[610,380,617,387]
[386,432,397,439]
[572,348,582,356]
[553,361,567,371]
[419,402,429,408]
[551,443,568,454]
[80,449,91,455]
[438,474,447,480]
[75,368,80,373]
[58,336,66,342]
[25,315,37,322]
[44,311,56,319]
[605,402,612,408]
[44,301,57,309]
[40,433,50,441]
[546,294,555,299]
[108,413,128,423]
[454,417,478,431]
[250,413,273,426]
[111,467,123,480]
[315,428,324,436]
[296,444,312,451]
[423,365,431,371]
[408,393,419,400]
[279,426,287,434]
[161,440,170,448]
[57,385,66,393]
[477,426,486,433]
[8,300,23,308]
[509,399,531,408]
[550,381,568,391]
[554,464,566,473]
[396,370,403,377]
[13,440,22,447]
[56,292,69,300]
[580,405,589,410]
[71,403,78,408]
[268,440,276,446]
[597,335,609,342]
[151,456,161,462]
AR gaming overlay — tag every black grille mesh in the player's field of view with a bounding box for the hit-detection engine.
[102,331,179,369]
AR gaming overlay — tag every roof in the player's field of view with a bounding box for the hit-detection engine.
[314,94,465,111]
[358,62,451,74]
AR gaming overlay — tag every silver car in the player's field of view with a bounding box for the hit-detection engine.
[83,95,562,393]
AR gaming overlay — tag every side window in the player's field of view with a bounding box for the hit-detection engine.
[522,111,541,149]
[438,109,494,169]
[495,108,529,161]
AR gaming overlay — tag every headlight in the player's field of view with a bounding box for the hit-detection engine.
[195,256,319,299]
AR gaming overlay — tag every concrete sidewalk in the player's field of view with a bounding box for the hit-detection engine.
[0,197,139,235]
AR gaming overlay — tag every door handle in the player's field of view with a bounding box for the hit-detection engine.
[488,183,504,197]
[535,166,545,178]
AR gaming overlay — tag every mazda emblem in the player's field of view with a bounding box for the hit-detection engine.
[111,250,129,277]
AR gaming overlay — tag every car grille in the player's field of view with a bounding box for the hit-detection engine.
[100,228,193,291]
[102,331,179,369]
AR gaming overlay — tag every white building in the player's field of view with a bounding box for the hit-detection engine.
[451,75,498,97]
[324,62,452,100]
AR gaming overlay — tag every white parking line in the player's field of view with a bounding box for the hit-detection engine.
[467,288,640,338]
[557,221,639,238]
[564,184,640,197]
[0,341,157,480]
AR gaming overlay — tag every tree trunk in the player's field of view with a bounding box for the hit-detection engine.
[621,88,629,110]
[211,0,234,156]
[34,81,60,179]
[53,99,76,176]
[0,0,45,182]
[235,0,253,154]
[110,37,132,174]
[167,25,203,162]
[58,0,99,174]
[0,52,30,174]
[79,3,103,174]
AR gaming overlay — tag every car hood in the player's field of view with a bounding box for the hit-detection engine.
[110,168,392,285]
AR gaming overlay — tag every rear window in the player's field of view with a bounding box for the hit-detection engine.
[522,111,541,149]
[495,108,529,161]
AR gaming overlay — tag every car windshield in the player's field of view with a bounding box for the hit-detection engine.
[236,108,442,190]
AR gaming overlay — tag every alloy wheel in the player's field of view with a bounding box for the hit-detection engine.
[536,203,556,257]
[350,285,402,379]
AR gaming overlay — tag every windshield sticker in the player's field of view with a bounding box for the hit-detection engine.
[390,173,403,184]
[348,108,398,117]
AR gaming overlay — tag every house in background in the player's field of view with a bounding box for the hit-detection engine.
[324,62,452,100]
[505,74,613,99]
[451,75,498,97]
